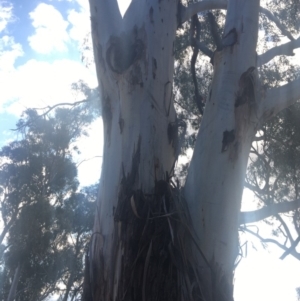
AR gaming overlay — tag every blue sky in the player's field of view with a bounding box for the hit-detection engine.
[0,0,300,300]
[0,0,102,185]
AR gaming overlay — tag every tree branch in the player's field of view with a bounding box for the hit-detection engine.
[275,213,293,243]
[253,134,265,141]
[89,0,122,42]
[11,99,90,132]
[239,199,300,224]
[259,6,295,41]
[180,0,227,25]
[193,40,214,58]
[280,236,300,260]
[180,1,295,47]
[76,155,103,168]
[241,226,300,260]
[244,181,265,195]
[207,12,222,51]
[259,78,300,122]
[258,37,300,66]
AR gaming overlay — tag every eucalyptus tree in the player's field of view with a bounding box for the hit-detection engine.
[0,106,98,301]
[85,0,300,300]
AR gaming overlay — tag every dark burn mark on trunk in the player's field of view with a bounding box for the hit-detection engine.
[222,28,237,47]
[119,115,124,134]
[221,129,235,152]
[115,136,142,222]
[235,67,255,107]
[149,6,154,24]
[152,57,157,79]
[211,259,234,301]
[82,233,105,301]
[102,96,112,146]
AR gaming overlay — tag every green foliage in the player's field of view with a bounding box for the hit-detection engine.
[0,103,99,300]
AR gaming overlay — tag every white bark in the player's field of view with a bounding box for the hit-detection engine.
[259,77,300,122]
[258,37,300,66]
[87,0,299,300]
[88,0,178,300]
[184,0,260,294]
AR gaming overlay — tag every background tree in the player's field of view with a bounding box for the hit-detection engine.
[85,0,300,301]
[0,99,99,301]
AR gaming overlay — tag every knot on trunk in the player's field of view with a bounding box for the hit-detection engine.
[106,31,144,74]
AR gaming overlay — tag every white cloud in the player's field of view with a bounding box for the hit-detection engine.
[0,58,97,116]
[0,1,14,33]
[28,3,69,54]
[0,35,23,72]
[67,6,89,44]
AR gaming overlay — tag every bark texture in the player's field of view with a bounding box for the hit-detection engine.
[86,0,180,300]
[85,0,299,300]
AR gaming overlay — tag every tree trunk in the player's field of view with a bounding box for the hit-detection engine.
[86,1,179,301]
[6,263,21,301]
[184,1,259,299]
[85,0,260,301]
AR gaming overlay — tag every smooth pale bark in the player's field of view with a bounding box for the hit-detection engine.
[259,77,300,121]
[184,0,260,297]
[258,36,300,66]
[87,0,300,300]
[87,0,178,300]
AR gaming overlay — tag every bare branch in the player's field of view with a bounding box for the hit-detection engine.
[193,40,214,58]
[35,99,88,116]
[275,213,293,243]
[259,6,295,41]
[244,181,265,195]
[180,0,227,25]
[253,134,265,142]
[180,0,296,52]
[76,156,103,168]
[11,99,89,132]
[239,199,300,224]
[258,37,300,66]
[280,236,300,260]
[207,12,222,50]
[259,78,300,122]
[241,227,300,260]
